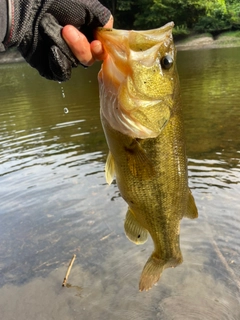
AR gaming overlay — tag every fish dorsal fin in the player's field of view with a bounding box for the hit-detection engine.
[124,208,148,245]
[184,189,198,219]
[105,151,115,185]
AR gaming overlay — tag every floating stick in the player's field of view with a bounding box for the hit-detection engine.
[62,254,76,287]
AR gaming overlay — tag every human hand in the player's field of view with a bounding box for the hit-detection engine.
[4,0,111,81]
[62,15,113,67]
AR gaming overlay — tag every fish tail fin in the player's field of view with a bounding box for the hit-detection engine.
[139,254,183,291]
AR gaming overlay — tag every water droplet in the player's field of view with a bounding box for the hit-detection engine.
[64,108,69,114]
[61,87,66,98]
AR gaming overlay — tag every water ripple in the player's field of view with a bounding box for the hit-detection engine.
[188,158,240,190]
[159,295,239,320]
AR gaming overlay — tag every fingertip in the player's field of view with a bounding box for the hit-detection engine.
[91,40,103,55]
[104,15,114,28]
[62,25,73,36]
[91,40,108,61]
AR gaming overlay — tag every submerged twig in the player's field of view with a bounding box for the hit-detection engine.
[62,254,76,287]
[211,237,240,290]
[100,232,113,241]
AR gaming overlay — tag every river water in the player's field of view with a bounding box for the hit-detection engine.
[0,47,240,319]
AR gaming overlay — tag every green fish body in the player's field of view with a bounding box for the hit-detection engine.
[95,22,198,291]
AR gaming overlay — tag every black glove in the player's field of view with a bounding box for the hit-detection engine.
[3,0,111,81]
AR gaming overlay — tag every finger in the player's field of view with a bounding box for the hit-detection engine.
[104,14,114,29]
[62,25,94,66]
[90,40,106,61]
[91,15,114,61]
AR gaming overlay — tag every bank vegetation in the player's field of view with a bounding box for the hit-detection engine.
[102,0,240,39]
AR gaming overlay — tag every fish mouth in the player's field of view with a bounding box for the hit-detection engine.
[95,22,174,50]
[95,22,174,69]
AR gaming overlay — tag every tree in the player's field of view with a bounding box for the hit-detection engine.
[100,0,240,32]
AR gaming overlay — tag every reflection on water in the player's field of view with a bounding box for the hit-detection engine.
[0,47,240,319]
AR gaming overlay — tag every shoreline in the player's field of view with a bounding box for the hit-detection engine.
[175,32,240,51]
[1,33,240,64]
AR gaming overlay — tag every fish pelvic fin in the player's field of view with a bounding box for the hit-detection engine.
[105,151,115,185]
[139,253,183,292]
[184,189,198,219]
[124,208,148,245]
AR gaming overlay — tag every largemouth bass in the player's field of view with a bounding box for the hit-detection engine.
[95,22,198,291]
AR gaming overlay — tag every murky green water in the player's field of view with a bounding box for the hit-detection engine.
[0,47,240,319]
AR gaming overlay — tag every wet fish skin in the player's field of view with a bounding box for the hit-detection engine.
[95,22,198,291]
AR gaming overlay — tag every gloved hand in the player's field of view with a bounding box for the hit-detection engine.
[4,0,111,81]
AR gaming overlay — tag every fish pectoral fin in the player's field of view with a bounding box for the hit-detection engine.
[124,208,148,245]
[125,139,155,180]
[105,151,115,185]
[184,189,198,219]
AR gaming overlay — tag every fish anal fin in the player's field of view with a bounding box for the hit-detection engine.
[124,208,148,245]
[105,151,115,185]
[125,139,155,180]
[184,189,198,219]
[139,253,183,291]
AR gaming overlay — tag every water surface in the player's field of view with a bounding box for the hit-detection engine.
[0,47,240,319]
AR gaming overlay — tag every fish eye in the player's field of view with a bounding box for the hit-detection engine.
[160,55,173,70]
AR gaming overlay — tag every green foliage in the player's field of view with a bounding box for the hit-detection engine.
[226,2,240,28]
[173,25,191,37]
[218,30,240,38]
[194,3,232,32]
[133,0,206,29]
[100,0,240,33]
